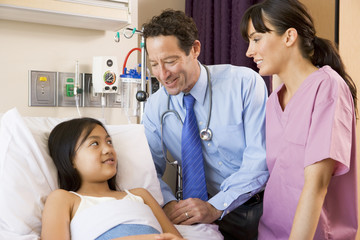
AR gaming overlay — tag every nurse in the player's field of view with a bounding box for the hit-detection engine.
[241,0,358,239]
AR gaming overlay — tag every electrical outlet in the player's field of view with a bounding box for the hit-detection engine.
[58,72,82,107]
[29,70,57,106]
[83,73,102,107]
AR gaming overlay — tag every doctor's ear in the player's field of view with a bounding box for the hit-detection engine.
[191,40,201,58]
[284,28,298,47]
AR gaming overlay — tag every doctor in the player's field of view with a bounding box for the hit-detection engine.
[142,9,268,240]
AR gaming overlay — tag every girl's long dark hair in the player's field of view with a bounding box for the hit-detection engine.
[48,118,117,191]
[240,0,357,116]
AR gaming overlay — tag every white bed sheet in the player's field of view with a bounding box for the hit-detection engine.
[0,108,223,240]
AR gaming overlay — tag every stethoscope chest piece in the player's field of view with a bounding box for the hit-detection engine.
[200,128,212,141]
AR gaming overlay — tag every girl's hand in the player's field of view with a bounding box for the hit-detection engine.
[155,233,186,240]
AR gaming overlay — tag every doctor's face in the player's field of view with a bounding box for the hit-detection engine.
[146,35,201,95]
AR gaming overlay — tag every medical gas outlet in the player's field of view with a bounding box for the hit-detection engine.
[29,71,57,106]
[92,56,119,94]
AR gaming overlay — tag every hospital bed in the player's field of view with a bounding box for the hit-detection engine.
[0,108,223,240]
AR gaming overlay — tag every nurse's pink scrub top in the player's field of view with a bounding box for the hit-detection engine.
[259,66,358,240]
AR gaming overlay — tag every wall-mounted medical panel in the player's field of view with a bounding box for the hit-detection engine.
[29,70,57,107]
[29,70,124,108]
[83,73,102,107]
[107,92,122,108]
[57,72,82,107]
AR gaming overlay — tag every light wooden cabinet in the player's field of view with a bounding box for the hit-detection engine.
[0,0,131,31]
[300,0,336,44]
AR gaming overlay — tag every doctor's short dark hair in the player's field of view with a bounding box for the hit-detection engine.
[142,9,199,55]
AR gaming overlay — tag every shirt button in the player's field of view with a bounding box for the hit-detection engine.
[223,203,228,207]
[207,143,211,146]
[218,162,222,166]
[199,121,203,125]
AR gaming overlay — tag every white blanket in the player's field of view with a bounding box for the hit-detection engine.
[175,224,224,240]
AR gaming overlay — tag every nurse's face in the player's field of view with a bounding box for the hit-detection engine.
[245,19,287,76]
[146,35,201,95]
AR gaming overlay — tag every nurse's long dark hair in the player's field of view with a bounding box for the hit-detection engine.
[240,0,357,117]
[48,118,117,191]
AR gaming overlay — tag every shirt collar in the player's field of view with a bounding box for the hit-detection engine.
[176,62,207,107]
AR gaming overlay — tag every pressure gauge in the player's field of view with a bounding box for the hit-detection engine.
[103,71,116,85]
[92,56,119,94]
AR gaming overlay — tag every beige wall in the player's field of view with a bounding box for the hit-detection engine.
[339,1,360,238]
[0,0,186,124]
[138,0,185,28]
[301,0,336,42]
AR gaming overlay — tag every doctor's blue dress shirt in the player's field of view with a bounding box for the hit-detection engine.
[142,63,269,217]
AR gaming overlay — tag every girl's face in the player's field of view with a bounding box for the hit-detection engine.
[245,19,288,76]
[73,125,117,183]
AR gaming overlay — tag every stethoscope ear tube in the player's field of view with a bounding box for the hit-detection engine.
[200,64,213,141]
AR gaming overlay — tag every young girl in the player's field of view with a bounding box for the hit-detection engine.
[240,0,358,239]
[41,118,184,240]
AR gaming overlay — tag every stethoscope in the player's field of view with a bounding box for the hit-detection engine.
[160,64,213,200]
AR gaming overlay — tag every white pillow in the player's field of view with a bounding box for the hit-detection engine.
[0,108,163,239]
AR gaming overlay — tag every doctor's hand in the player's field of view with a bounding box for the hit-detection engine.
[163,199,222,225]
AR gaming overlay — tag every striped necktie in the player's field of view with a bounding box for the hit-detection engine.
[181,94,208,201]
